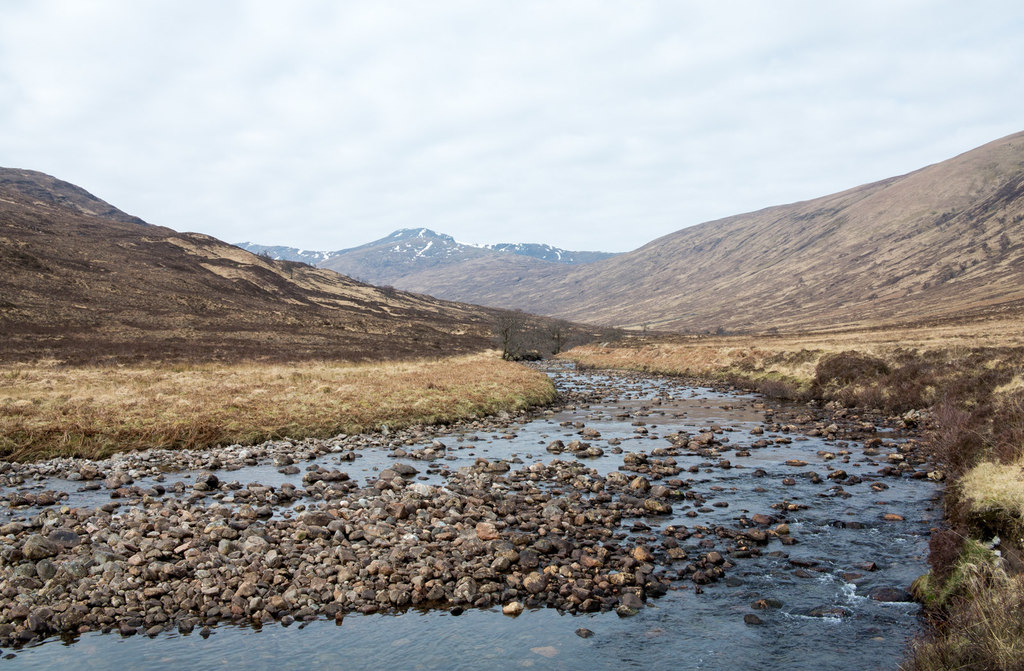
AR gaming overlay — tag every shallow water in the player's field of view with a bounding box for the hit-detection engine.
[1,365,938,670]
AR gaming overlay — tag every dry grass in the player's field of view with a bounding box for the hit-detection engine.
[0,353,556,461]
[566,314,1024,385]
[961,459,1024,520]
[908,556,1024,671]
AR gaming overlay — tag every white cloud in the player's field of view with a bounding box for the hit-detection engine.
[1,0,1022,252]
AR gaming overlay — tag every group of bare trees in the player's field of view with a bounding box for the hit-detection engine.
[492,311,617,361]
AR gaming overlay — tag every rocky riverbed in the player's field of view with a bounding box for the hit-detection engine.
[0,364,941,668]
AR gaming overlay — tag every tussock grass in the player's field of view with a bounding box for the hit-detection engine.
[565,338,1024,414]
[0,353,556,461]
[908,555,1024,671]
[962,458,1024,520]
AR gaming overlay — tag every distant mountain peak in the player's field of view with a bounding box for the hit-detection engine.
[235,230,617,285]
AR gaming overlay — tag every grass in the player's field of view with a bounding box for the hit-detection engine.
[961,458,1024,521]
[0,353,557,461]
[908,553,1024,670]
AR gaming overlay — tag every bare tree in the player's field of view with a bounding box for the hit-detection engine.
[494,311,526,361]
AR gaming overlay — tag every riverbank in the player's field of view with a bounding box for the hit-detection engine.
[561,323,1024,670]
[0,353,556,462]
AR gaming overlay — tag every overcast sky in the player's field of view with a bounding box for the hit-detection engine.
[1,1,1022,253]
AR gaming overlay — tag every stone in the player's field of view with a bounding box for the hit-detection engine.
[869,587,914,602]
[22,534,59,560]
[744,614,764,625]
[297,507,331,525]
[47,528,82,548]
[615,604,638,617]
[643,498,672,515]
[619,592,644,610]
[475,522,499,541]
[502,601,524,616]
[35,559,57,581]
[575,627,594,638]
[194,471,219,490]
[26,608,53,633]
[632,546,655,563]
[453,577,479,603]
[523,572,548,595]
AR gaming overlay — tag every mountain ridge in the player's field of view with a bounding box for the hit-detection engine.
[236,228,616,286]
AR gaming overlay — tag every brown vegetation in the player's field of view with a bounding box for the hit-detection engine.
[0,354,556,461]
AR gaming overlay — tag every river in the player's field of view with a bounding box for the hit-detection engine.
[0,364,939,670]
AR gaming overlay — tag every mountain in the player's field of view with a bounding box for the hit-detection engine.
[484,242,614,264]
[236,228,616,286]
[391,131,1024,332]
[0,168,147,225]
[0,170,531,364]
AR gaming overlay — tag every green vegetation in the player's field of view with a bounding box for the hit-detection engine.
[909,546,1024,670]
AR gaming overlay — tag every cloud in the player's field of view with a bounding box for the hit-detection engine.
[1,1,1022,252]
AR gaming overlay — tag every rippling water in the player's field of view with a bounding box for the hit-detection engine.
[3,365,938,670]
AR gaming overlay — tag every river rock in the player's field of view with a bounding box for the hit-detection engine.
[475,522,499,541]
[523,571,548,594]
[22,534,59,560]
[643,498,672,515]
[502,601,524,616]
[869,587,914,602]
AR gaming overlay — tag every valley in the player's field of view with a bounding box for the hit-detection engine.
[1,129,1023,669]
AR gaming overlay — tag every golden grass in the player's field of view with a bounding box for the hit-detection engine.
[564,342,820,386]
[961,459,1024,520]
[0,353,556,461]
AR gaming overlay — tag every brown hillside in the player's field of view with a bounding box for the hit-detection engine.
[396,131,1024,332]
[0,169,516,363]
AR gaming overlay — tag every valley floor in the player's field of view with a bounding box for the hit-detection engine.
[0,353,556,461]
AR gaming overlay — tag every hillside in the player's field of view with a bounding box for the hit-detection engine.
[394,131,1024,332]
[0,170,526,363]
[237,228,616,286]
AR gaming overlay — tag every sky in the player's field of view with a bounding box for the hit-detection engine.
[1,1,1022,253]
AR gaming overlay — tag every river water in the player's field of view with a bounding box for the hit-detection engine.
[2,365,939,670]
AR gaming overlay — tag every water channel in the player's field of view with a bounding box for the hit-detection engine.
[1,364,939,670]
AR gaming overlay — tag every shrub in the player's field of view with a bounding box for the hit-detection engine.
[814,351,890,386]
